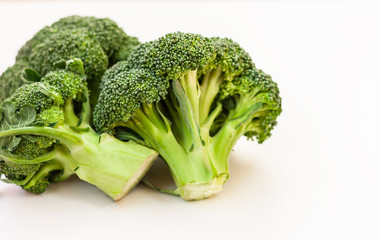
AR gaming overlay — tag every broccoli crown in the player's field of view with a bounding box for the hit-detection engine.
[24,29,108,82]
[51,15,139,58]
[94,32,282,200]
[0,69,87,193]
[0,61,31,102]
[95,32,272,134]
[95,33,214,131]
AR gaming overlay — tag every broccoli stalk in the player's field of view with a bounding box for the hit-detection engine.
[94,33,282,200]
[0,126,157,200]
[0,59,157,200]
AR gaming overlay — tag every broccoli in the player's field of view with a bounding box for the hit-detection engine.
[0,59,158,200]
[1,15,140,107]
[50,15,140,63]
[94,32,282,201]
[17,15,140,64]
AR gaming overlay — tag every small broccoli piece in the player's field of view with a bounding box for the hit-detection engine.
[11,138,50,159]
[35,107,65,127]
[41,70,85,100]
[94,32,282,200]
[0,59,158,199]
[0,61,31,102]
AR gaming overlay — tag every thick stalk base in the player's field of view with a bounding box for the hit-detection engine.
[178,174,228,201]
[70,132,158,201]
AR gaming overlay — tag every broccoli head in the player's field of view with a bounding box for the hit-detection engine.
[0,59,158,199]
[94,32,282,200]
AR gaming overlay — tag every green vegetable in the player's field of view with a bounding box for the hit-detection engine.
[0,15,140,106]
[0,59,157,200]
[94,32,282,200]
[17,15,140,64]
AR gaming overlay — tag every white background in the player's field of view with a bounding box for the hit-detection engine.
[0,1,378,239]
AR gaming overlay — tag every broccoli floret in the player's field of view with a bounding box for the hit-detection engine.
[94,32,282,200]
[0,59,158,199]
[41,70,86,100]
[35,107,65,127]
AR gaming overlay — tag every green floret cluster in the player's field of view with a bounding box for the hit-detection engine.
[35,107,65,127]
[1,17,281,202]
[41,70,86,101]
[0,59,157,198]
[94,32,282,200]
[1,15,140,106]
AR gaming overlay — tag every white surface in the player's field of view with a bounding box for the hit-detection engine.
[1,1,379,239]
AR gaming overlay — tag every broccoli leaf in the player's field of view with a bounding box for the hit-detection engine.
[0,102,36,152]
[22,68,42,83]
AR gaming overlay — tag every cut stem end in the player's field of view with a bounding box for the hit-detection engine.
[179,174,228,201]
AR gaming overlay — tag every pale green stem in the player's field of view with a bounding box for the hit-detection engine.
[199,67,224,124]
[0,127,81,149]
[0,147,61,164]
[63,98,79,126]
[80,89,92,126]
